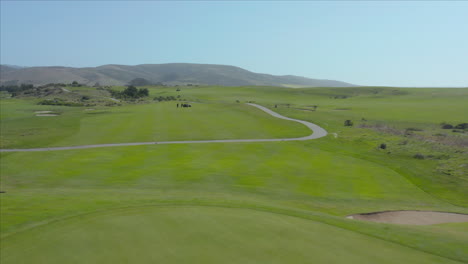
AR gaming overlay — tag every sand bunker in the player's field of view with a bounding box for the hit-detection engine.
[36,114,58,116]
[346,210,468,225]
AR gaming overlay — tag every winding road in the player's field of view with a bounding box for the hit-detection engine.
[0,103,327,152]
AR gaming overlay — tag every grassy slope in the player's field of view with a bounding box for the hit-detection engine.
[1,86,467,263]
[176,86,468,206]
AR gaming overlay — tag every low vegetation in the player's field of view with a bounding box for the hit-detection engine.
[38,98,85,107]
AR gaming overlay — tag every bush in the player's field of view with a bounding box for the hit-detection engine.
[406,127,423,132]
[344,120,353,126]
[379,143,387,149]
[107,86,149,100]
[137,88,149,97]
[442,124,453,129]
[71,81,82,87]
[413,153,425,159]
[454,123,468,129]
[153,96,176,102]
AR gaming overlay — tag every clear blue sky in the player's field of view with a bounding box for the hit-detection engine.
[1,1,467,87]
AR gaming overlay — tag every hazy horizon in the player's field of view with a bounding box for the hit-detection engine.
[1,1,467,87]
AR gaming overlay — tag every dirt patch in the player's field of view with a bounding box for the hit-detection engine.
[346,210,468,225]
[293,108,315,112]
[36,114,59,116]
[84,108,95,111]
[34,111,54,114]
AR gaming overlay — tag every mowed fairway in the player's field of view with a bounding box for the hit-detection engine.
[0,101,309,148]
[1,86,468,263]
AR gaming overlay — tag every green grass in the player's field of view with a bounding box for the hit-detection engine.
[1,206,461,264]
[0,100,309,148]
[1,86,467,263]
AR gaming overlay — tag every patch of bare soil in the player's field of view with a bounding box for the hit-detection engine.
[34,111,54,114]
[293,108,315,112]
[36,114,58,116]
[346,210,468,225]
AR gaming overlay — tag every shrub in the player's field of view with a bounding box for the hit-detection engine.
[455,123,468,129]
[413,153,425,159]
[38,99,84,107]
[137,88,149,97]
[379,143,387,150]
[71,81,82,87]
[406,127,423,132]
[344,120,353,126]
[442,124,453,129]
[153,96,177,102]
[108,86,149,100]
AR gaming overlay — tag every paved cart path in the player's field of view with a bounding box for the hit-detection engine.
[0,103,327,152]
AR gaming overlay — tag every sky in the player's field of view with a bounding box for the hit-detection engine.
[1,1,467,87]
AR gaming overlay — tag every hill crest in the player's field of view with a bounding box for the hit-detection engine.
[0,63,355,87]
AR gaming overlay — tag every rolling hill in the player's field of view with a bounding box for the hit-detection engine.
[0,63,355,87]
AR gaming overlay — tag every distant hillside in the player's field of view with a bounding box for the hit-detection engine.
[0,63,355,87]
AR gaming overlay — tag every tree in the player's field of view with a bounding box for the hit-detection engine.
[137,88,149,97]
[71,81,81,87]
[123,85,138,97]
